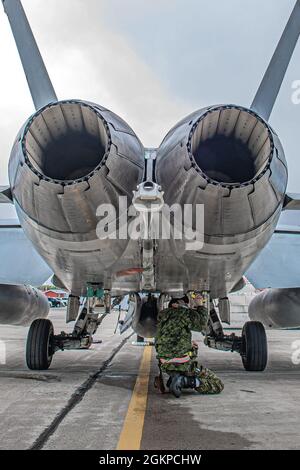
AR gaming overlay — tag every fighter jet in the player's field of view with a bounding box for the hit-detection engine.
[1,0,300,371]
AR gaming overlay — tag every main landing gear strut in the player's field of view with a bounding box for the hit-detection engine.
[26,287,111,370]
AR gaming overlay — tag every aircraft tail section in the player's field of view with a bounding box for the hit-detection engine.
[2,0,57,110]
[251,0,300,121]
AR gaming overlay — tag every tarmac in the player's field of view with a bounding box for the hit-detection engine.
[0,308,299,450]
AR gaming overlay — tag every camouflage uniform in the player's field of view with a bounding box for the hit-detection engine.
[155,306,224,394]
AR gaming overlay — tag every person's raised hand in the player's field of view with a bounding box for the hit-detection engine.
[193,293,204,307]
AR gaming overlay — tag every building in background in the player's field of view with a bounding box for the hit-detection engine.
[227,280,257,329]
[44,289,67,299]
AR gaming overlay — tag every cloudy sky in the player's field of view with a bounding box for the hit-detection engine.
[0,0,299,205]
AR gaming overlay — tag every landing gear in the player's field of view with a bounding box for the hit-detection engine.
[26,319,54,370]
[241,321,268,371]
[26,288,112,370]
[204,304,268,372]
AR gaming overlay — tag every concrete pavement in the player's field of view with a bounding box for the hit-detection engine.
[0,308,299,450]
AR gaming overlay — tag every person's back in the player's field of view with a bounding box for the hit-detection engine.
[154,295,224,397]
[156,305,207,360]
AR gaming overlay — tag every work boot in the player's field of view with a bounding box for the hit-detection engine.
[182,376,201,390]
[169,374,184,398]
[154,374,166,394]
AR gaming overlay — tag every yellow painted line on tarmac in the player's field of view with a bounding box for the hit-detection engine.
[116,346,152,450]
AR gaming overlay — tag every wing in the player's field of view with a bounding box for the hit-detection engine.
[246,211,300,289]
[0,220,52,285]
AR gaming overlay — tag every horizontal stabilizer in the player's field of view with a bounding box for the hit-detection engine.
[283,193,300,211]
[251,0,300,120]
[0,186,12,204]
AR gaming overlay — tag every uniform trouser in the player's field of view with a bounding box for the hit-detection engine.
[159,354,224,395]
[194,367,224,394]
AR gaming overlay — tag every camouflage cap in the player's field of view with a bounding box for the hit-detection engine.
[168,295,189,308]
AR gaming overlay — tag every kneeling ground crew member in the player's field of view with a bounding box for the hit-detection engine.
[155,294,224,397]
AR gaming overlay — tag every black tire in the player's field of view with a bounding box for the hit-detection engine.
[26,319,54,370]
[241,321,268,372]
[137,335,144,343]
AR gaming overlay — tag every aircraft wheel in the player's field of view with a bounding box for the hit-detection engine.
[26,319,54,370]
[241,321,268,372]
